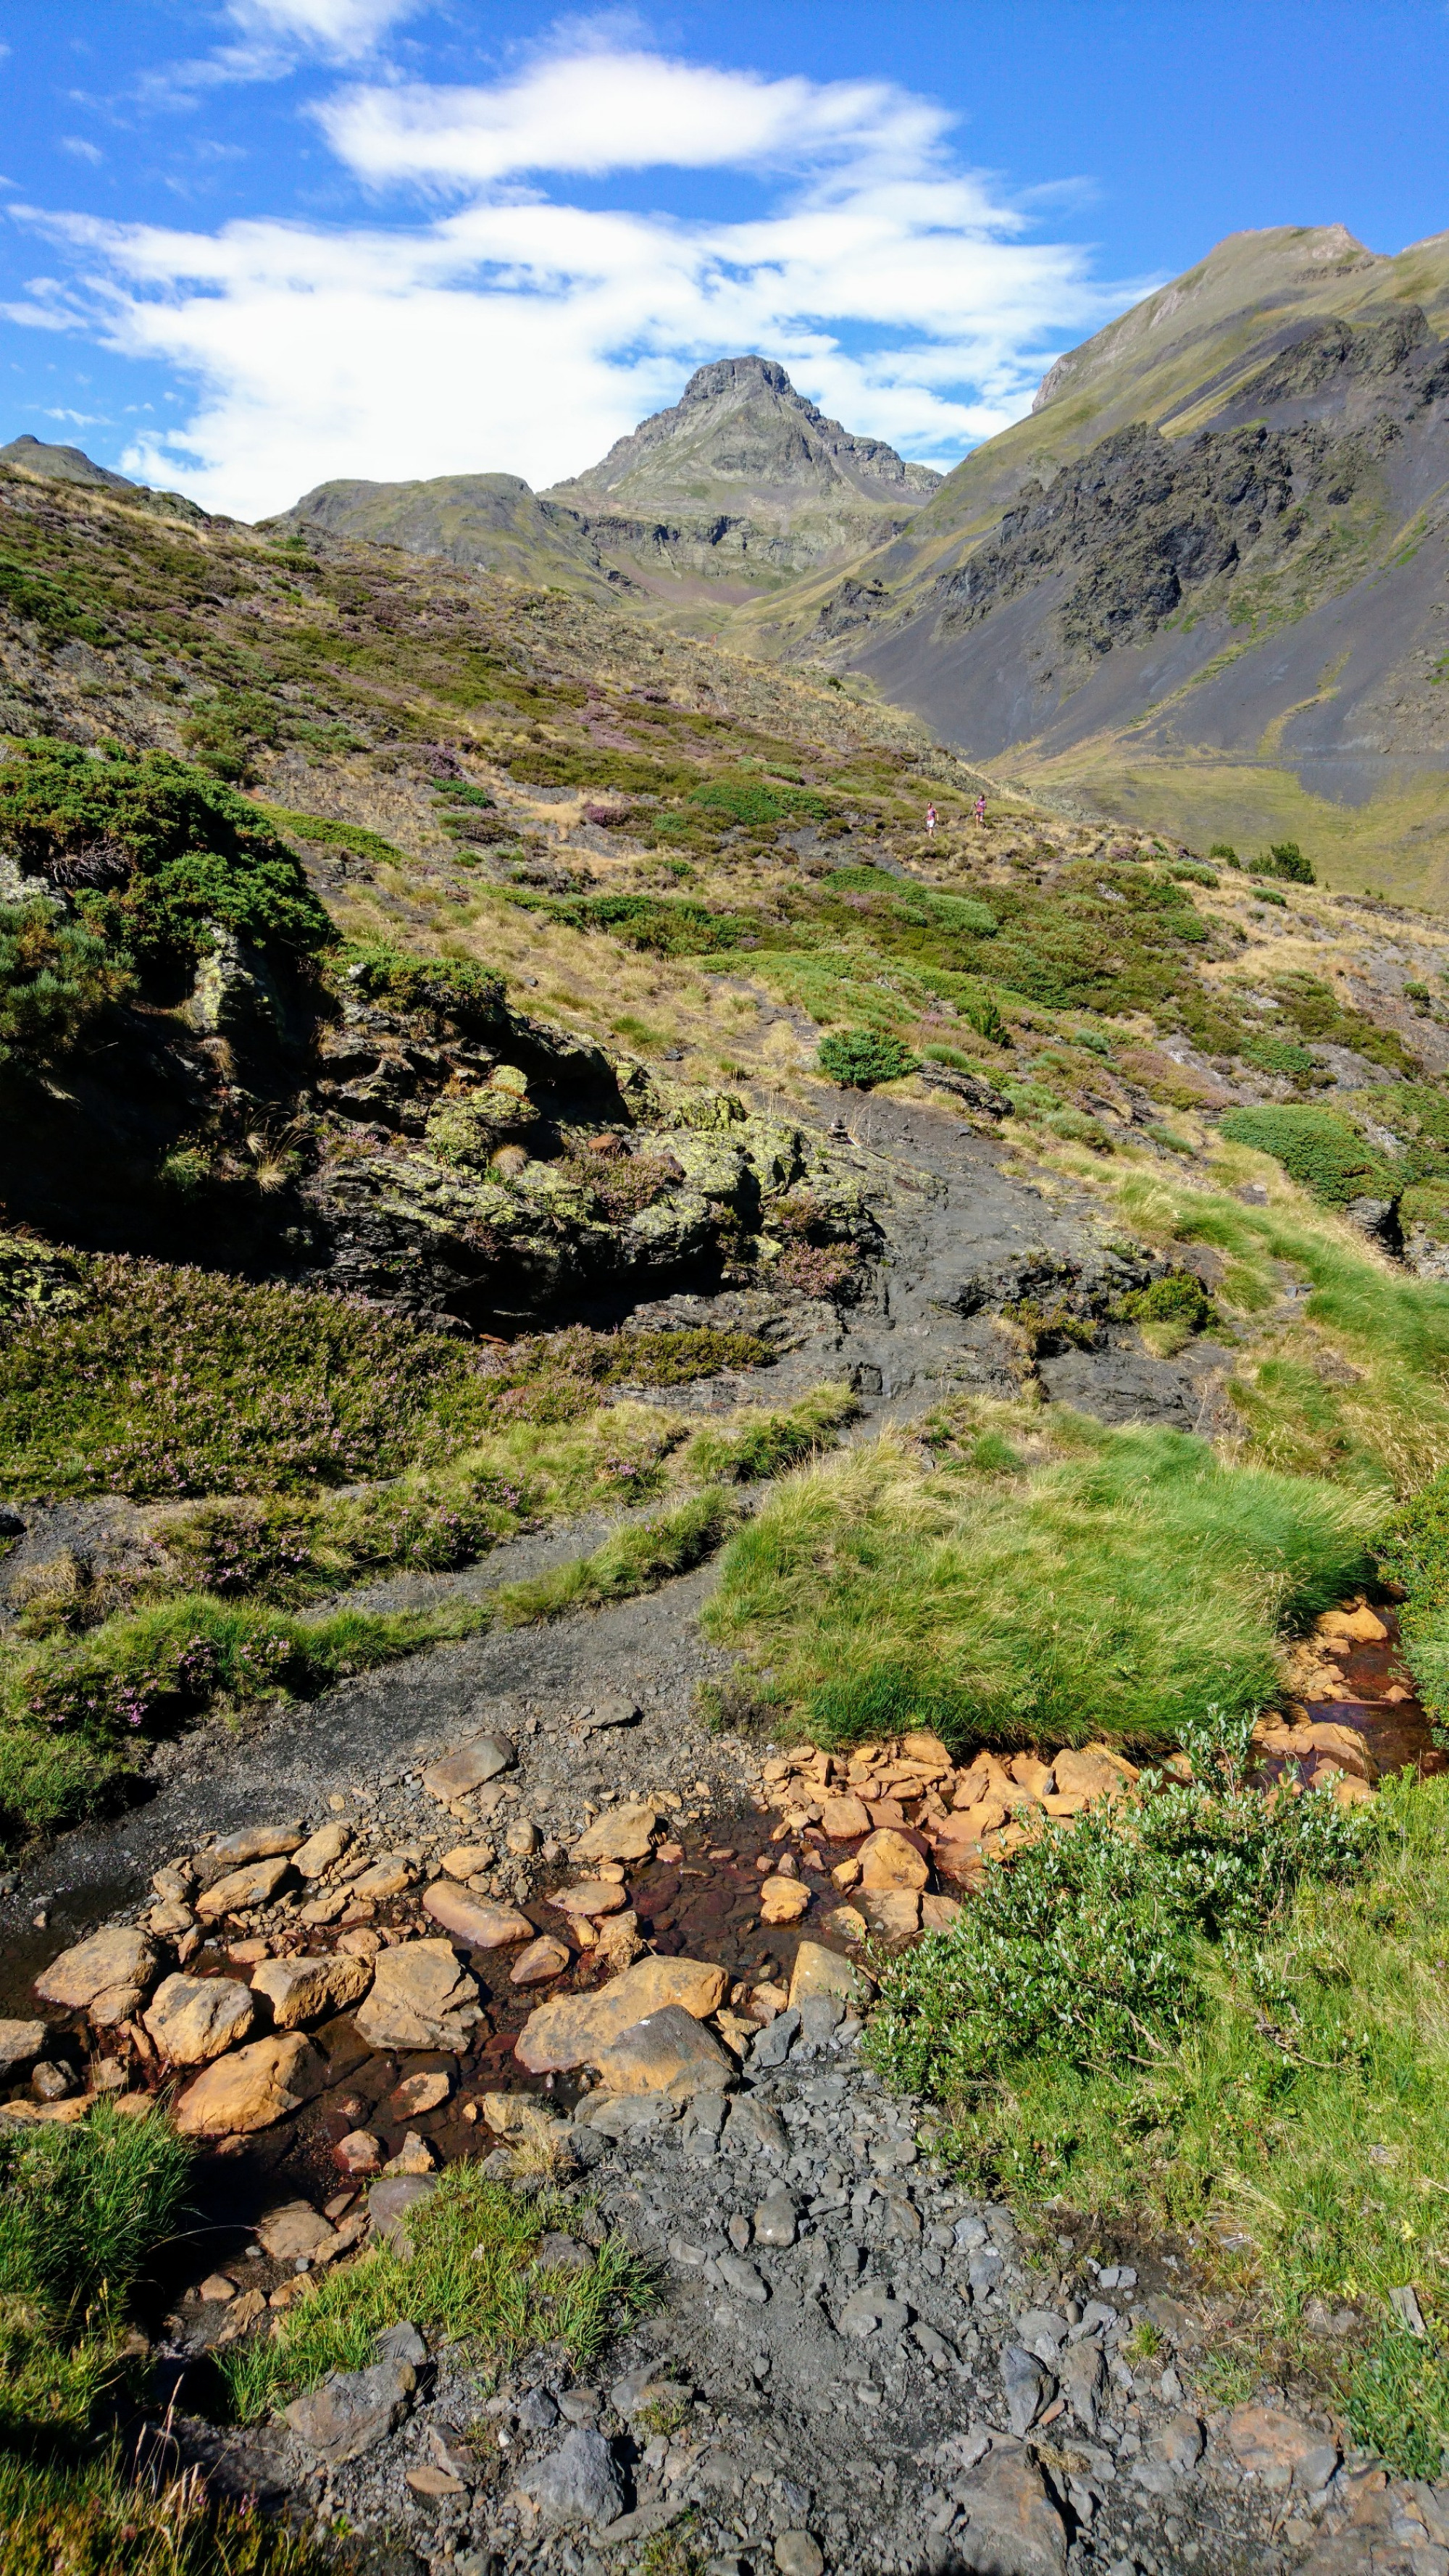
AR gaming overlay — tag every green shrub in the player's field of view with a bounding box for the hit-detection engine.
[817,1028,918,1087]
[335,939,504,1030]
[1209,842,1240,864]
[180,690,282,785]
[1166,861,1219,887]
[0,903,129,1065]
[1219,1104,1390,1205]
[866,1734,1364,2097]
[1266,840,1315,885]
[690,773,827,829]
[514,890,755,957]
[1115,1271,1212,1331]
[1239,1032,1322,1084]
[0,745,332,969]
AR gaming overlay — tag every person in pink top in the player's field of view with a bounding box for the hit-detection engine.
[974,793,987,826]
[925,802,937,835]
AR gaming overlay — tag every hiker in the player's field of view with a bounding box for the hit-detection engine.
[925,802,937,835]
[974,793,987,826]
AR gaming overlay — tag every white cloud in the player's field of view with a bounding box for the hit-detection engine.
[9,45,1145,521]
[227,0,421,57]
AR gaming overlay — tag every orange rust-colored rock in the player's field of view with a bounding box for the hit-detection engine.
[514,1955,727,2074]
[1316,1605,1390,1646]
[819,1794,872,1841]
[857,1828,930,1892]
[1052,1745,1139,1806]
[759,1875,810,1925]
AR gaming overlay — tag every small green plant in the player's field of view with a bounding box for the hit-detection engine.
[1114,1272,1212,1333]
[218,2164,651,2424]
[1348,2324,1449,2478]
[817,1027,918,1087]
[1209,842,1241,866]
[0,902,129,1066]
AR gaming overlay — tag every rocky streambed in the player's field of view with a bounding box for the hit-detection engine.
[0,1591,1445,2576]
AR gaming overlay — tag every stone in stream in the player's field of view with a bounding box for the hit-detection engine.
[548,1879,628,1920]
[388,2068,451,2118]
[759,1875,810,1925]
[421,1736,515,1802]
[861,1889,920,1937]
[352,1939,483,2052]
[251,1950,373,2029]
[194,1855,294,1922]
[571,1801,659,1864]
[589,2003,735,2098]
[819,1794,871,1840]
[335,2130,383,2175]
[348,1855,414,1902]
[174,2033,323,2136]
[255,2201,338,2262]
[439,1843,496,1881]
[514,1955,727,2073]
[283,2357,416,2463]
[291,1821,351,1878]
[510,1934,570,1986]
[422,1883,533,1949]
[856,1828,929,1891]
[34,1927,156,2025]
[143,1972,255,2065]
[0,2019,46,2075]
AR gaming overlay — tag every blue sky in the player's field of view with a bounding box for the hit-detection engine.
[3,1,1447,519]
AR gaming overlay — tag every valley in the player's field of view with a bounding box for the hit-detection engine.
[4,389,1449,2576]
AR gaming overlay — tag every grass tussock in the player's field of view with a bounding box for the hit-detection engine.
[218,2164,651,2426]
[0,2455,342,2576]
[874,1771,1449,2476]
[703,1403,1376,1753]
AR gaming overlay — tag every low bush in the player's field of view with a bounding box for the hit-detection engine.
[817,1028,917,1087]
[867,1717,1364,2097]
[0,902,129,1066]
[0,745,332,971]
[1265,840,1315,885]
[335,938,504,1030]
[1,2456,341,2576]
[1218,1105,1390,1207]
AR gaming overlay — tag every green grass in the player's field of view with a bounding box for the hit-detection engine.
[218,2163,651,2425]
[0,2456,342,2576]
[877,1772,1449,2476]
[1219,1104,1390,1206]
[0,2104,193,2460]
[703,1402,1375,1754]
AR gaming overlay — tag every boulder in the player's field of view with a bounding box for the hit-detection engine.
[954,2443,1068,2575]
[510,1935,570,1986]
[251,1950,374,2029]
[283,2358,416,2463]
[255,2200,338,2262]
[856,1828,929,1891]
[591,1910,643,1973]
[515,1955,728,2074]
[0,2019,46,2075]
[353,1939,483,2052]
[335,2130,382,2175]
[1317,1604,1389,1644]
[292,1822,351,1878]
[920,1893,964,1931]
[517,2427,625,2527]
[175,2033,322,2136]
[819,1794,871,1840]
[34,1927,155,2026]
[480,2091,567,2149]
[422,1883,533,1949]
[195,1855,294,1922]
[421,1736,515,1802]
[774,2539,823,2576]
[143,1973,255,2065]
[759,1875,810,1925]
[1051,1745,1137,1807]
[572,1802,659,1864]
[590,2004,735,2099]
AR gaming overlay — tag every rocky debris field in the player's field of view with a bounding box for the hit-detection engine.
[0,1576,1441,2576]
